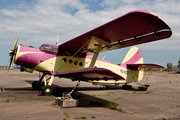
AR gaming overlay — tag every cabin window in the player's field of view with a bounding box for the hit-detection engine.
[39,44,58,55]
[39,45,44,49]
[63,58,67,62]
[48,47,54,51]
[69,59,73,64]
[74,61,78,65]
[79,62,83,66]
[43,45,48,50]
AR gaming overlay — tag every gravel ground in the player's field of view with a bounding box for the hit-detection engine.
[0,69,180,120]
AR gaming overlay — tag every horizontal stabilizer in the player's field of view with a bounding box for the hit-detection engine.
[127,63,164,70]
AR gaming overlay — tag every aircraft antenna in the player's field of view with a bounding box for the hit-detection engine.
[102,55,106,60]
[56,34,61,46]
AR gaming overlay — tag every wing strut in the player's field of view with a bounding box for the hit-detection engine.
[88,36,110,68]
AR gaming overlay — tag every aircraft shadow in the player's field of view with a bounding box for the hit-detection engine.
[3,80,148,107]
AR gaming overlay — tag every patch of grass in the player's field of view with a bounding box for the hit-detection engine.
[91,116,96,118]
[169,81,172,84]
[133,112,138,114]
[104,101,118,109]
[113,97,122,101]
[74,116,87,119]
[146,91,152,94]
[93,94,96,97]
[6,97,11,102]
[63,113,70,118]
[81,117,87,119]
[52,99,60,106]
[63,117,67,120]
[117,106,123,111]
[133,91,137,94]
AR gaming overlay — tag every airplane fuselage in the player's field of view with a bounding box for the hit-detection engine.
[14,44,144,85]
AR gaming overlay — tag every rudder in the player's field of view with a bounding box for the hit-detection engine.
[121,47,143,65]
[121,47,144,83]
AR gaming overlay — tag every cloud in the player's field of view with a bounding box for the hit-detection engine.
[0,0,180,66]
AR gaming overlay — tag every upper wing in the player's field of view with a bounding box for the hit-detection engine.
[57,68,124,80]
[58,10,172,56]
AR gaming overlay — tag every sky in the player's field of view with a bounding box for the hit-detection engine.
[0,0,180,67]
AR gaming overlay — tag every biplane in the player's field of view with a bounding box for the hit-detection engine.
[8,10,172,95]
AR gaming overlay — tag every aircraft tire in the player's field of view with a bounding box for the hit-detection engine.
[32,81,41,90]
[41,85,53,96]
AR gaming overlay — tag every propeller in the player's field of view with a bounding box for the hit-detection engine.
[8,35,18,73]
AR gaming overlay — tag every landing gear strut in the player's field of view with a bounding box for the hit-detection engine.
[32,73,55,96]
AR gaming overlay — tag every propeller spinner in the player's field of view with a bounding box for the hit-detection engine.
[8,35,18,72]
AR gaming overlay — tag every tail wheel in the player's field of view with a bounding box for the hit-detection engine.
[41,85,53,96]
[32,81,41,90]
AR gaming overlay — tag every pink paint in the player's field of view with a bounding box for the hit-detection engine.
[16,45,56,69]
[121,49,142,66]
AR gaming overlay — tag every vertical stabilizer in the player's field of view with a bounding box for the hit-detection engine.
[121,47,144,83]
[121,47,143,65]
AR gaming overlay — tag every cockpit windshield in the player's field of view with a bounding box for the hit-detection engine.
[39,44,58,55]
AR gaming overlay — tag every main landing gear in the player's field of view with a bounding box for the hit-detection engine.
[32,73,55,96]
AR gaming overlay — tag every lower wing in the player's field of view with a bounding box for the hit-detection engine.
[57,68,125,81]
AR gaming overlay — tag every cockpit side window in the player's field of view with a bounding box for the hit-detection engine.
[43,45,49,50]
[39,45,44,50]
[48,47,54,51]
[39,44,58,55]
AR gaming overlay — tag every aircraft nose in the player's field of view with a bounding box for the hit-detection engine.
[9,50,14,56]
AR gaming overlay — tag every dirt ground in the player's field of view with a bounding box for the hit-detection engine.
[0,69,180,120]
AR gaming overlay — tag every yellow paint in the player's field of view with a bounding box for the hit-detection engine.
[24,68,33,73]
[33,56,90,73]
[121,47,139,64]
[92,83,98,85]
[14,45,20,64]
[48,76,55,86]
[88,36,110,68]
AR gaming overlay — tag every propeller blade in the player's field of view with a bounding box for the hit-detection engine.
[7,55,14,73]
[7,35,18,74]
[13,35,18,50]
